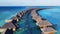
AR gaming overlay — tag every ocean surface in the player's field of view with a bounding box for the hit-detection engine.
[38,8,60,34]
[0,6,27,27]
[0,6,58,27]
[0,6,60,34]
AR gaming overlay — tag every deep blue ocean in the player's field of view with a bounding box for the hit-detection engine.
[0,6,60,34]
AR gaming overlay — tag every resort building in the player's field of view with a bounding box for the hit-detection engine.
[16,13,22,20]
[36,20,52,28]
[0,28,7,34]
[31,9,57,34]
[2,23,16,31]
[41,27,57,34]
[11,16,19,22]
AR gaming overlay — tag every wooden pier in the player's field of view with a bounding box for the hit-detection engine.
[31,9,57,34]
[0,9,28,34]
[0,8,57,34]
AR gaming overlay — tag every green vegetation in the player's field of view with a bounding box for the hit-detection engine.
[0,32,1,34]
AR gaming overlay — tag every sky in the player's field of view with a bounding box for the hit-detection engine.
[0,0,60,6]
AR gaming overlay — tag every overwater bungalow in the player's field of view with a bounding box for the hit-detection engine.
[2,23,16,31]
[0,28,7,34]
[19,11,26,17]
[16,13,22,20]
[36,16,42,21]
[16,13,22,18]
[31,12,38,16]
[31,9,57,34]
[11,16,19,22]
[11,16,21,29]
[22,11,26,14]
[32,16,42,22]
[41,27,57,34]
[20,11,24,15]
[31,10,52,27]
[36,20,52,28]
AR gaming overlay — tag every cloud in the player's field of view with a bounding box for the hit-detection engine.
[0,0,60,6]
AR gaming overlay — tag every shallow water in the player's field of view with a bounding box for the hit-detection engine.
[38,8,60,34]
[14,10,41,34]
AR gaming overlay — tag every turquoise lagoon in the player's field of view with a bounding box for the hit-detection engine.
[0,6,60,34]
[38,8,60,34]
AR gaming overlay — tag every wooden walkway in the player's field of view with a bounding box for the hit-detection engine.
[0,8,57,34]
[31,9,57,34]
[0,9,28,34]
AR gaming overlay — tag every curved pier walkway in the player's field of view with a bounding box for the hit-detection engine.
[1,8,57,34]
[31,9,57,34]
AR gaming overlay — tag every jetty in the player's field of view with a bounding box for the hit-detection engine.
[0,8,57,34]
[0,9,28,34]
[31,8,57,34]
[0,9,35,34]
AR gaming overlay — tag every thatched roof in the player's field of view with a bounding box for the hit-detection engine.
[37,20,52,27]
[42,27,57,33]
[16,13,22,18]
[2,23,16,28]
